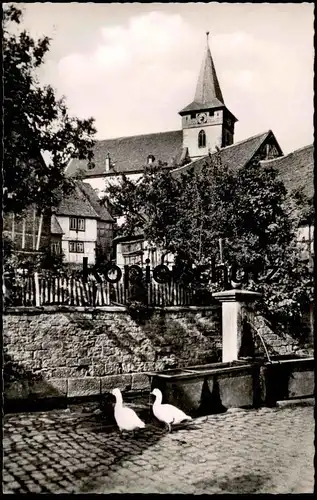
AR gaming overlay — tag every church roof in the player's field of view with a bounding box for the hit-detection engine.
[194,40,224,104]
[179,35,231,115]
[172,130,281,177]
[260,144,313,199]
[66,130,184,178]
[179,98,226,114]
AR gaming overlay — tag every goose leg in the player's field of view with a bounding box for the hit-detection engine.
[167,422,172,433]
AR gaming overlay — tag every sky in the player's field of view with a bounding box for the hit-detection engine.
[13,2,314,154]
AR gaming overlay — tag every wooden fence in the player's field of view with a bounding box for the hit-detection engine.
[4,274,213,308]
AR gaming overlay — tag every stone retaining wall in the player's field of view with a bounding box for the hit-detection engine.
[3,306,222,399]
[252,314,313,358]
[3,305,313,402]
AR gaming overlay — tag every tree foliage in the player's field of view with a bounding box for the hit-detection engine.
[3,5,96,214]
[106,155,313,324]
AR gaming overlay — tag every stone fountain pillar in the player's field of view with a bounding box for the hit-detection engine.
[213,289,262,363]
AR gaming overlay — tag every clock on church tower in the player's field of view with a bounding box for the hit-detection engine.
[197,112,208,124]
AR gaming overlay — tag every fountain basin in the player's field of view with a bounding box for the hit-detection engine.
[261,356,314,405]
[146,355,314,416]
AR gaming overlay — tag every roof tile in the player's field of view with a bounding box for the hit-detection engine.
[78,181,114,222]
[55,184,100,219]
[261,144,313,198]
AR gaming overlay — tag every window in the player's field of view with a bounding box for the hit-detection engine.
[51,242,61,255]
[69,241,84,253]
[77,218,85,231]
[69,217,85,231]
[198,130,206,148]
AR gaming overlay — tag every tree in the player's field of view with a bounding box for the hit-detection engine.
[3,5,96,215]
[106,155,313,325]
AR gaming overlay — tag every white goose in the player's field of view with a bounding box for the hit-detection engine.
[111,388,145,435]
[151,388,192,432]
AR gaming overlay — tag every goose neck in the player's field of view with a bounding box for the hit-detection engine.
[114,392,123,406]
[154,393,162,405]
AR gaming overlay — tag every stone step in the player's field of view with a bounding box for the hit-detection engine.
[276,397,314,408]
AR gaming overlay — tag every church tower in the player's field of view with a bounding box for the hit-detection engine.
[179,33,238,160]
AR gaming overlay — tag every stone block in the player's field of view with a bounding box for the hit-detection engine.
[33,350,50,359]
[68,377,101,397]
[48,378,68,396]
[90,364,106,377]
[101,374,132,394]
[77,357,91,366]
[131,373,151,391]
[104,363,121,375]
[218,373,253,408]
[4,380,29,400]
[28,378,67,398]
[51,367,73,378]
[65,358,79,367]
[41,359,56,369]
[24,343,42,351]
[288,370,314,398]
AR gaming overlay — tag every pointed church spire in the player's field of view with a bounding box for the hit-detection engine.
[194,32,224,105]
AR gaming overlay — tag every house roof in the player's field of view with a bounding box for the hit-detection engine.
[55,183,100,219]
[50,214,64,235]
[66,130,184,178]
[77,181,114,222]
[172,130,282,177]
[260,144,314,199]
[54,180,114,221]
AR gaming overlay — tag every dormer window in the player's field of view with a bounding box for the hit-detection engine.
[198,130,206,148]
[147,155,155,164]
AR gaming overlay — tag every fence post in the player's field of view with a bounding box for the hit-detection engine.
[34,272,40,307]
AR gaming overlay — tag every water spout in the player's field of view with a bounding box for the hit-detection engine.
[255,329,272,364]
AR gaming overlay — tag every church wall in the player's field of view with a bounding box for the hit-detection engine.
[84,173,143,199]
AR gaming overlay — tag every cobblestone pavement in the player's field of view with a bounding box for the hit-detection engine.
[3,403,315,494]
